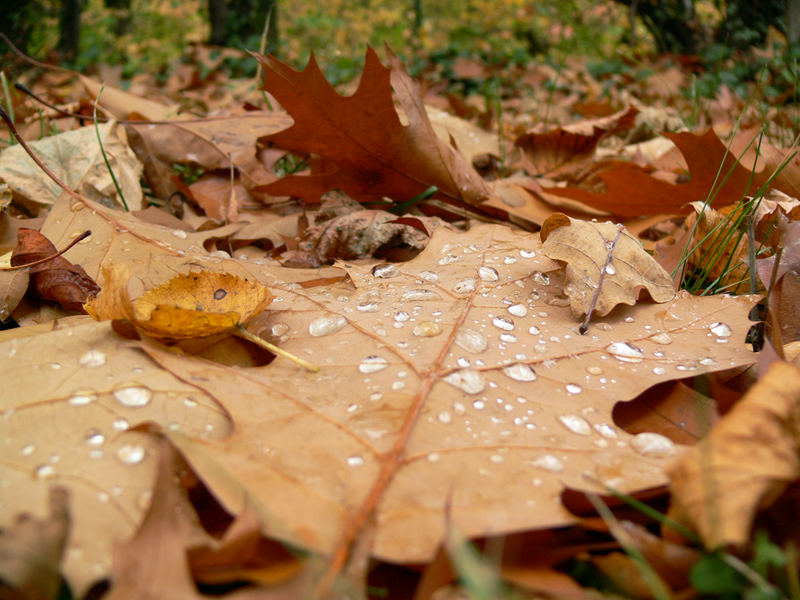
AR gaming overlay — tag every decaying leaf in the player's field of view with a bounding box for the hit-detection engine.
[540,214,675,319]
[253,47,491,207]
[11,229,100,313]
[667,361,800,549]
[86,263,272,341]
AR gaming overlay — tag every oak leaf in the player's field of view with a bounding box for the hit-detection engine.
[540,214,675,318]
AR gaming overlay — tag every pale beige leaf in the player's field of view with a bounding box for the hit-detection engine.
[540,214,675,318]
[0,268,30,322]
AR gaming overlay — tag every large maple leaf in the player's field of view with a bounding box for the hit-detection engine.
[253,47,491,207]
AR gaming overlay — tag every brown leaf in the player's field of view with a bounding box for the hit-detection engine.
[0,268,30,322]
[11,229,100,312]
[253,47,491,207]
[0,486,70,600]
[540,214,675,318]
[667,361,800,549]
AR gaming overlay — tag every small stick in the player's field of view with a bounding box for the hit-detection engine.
[579,224,624,335]
[234,324,319,372]
[0,231,91,270]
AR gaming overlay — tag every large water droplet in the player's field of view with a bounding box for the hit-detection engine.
[402,289,439,301]
[606,342,644,363]
[492,316,515,331]
[371,263,400,278]
[309,314,347,336]
[359,356,389,374]
[604,263,616,275]
[413,321,442,337]
[508,304,527,317]
[520,249,536,258]
[478,266,499,281]
[502,363,536,382]
[530,455,564,472]
[113,385,152,408]
[79,350,107,368]
[709,322,732,338]
[116,444,146,465]
[444,369,485,394]
[271,322,289,336]
[455,328,488,353]
[558,414,592,435]
[418,270,439,282]
[453,279,476,294]
[630,432,676,456]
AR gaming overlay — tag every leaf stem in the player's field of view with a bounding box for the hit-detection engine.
[234,324,319,372]
[0,231,91,271]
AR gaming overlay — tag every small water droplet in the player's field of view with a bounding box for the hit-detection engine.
[402,289,439,301]
[171,229,188,239]
[369,392,383,401]
[357,301,379,312]
[346,455,364,467]
[35,464,55,479]
[558,414,592,435]
[359,356,389,374]
[631,432,676,456]
[586,366,603,375]
[116,444,146,465]
[594,423,618,438]
[84,429,105,446]
[528,325,540,335]
[371,263,400,278]
[504,256,517,264]
[444,369,485,394]
[520,249,536,258]
[418,270,439,282]
[413,321,442,337]
[565,383,582,394]
[604,263,616,275]
[650,332,672,345]
[68,392,96,406]
[50,362,62,370]
[532,272,550,285]
[492,316,515,331]
[473,399,485,409]
[394,311,410,323]
[453,278,476,294]
[478,266,499,281]
[709,322,732,338]
[531,455,564,472]
[455,328,488,353]
[502,363,537,382]
[271,322,289,336]
[79,350,107,368]
[21,444,35,456]
[606,342,644,363]
[653,366,666,375]
[438,411,452,424]
[699,357,716,366]
[112,419,129,431]
[113,385,152,408]
[438,254,459,265]
[490,453,504,463]
[508,303,527,317]
[500,333,517,343]
[309,314,347,336]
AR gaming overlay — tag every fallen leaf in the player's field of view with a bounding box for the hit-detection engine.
[667,360,800,549]
[0,268,30,322]
[253,47,491,207]
[540,214,675,319]
[11,229,100,312]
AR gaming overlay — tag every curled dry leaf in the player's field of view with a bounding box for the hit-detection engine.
[667,361,800,549]
[11,228,100,313]
[86,263,272,341]
[540,214,675,318]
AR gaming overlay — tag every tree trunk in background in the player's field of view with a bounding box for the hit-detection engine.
[412,0,423,33]
[58,0,83,59]
[788,0,800,45]
[208,0,229,45]
[208,0,279,51]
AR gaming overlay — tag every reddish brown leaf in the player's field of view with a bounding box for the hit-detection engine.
[10,229,100,312]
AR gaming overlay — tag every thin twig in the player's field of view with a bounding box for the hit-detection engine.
[0,231,91,271]
[580,223,624,335]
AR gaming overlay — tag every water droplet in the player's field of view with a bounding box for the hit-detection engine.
[604,263,616,275]
[84,429,105,446]
[455,328,488,353]
[418,270,439,282]
[532,272,550,285]
[438,411,452,424]
[558,414,592,435]
[116,444,146,465]
[309,314,347,336]
[530,455,564,472]
[631,432,676,456]
[490,453,504,463]
[113,385,152,408]
[346,455,364,467]
[700,357,716,366]
[35,464,55,479]
[359,356,389,373]
[504,256,517,264]
[112,419,129,431]
[402,289,439,301]
[357,301,379,312]
[565,383,582,394]
[453,278,476,294]
[68,392,96,406]
[171,229,188,239]
[586,366,603,375]
[371,263,400,278]
[413,321,442,337]
[394,311,410,323]
[369,392,383,401]
[21,444,35,456]
[653,366,666,375]
[438,254,459,265]
[508,303,527,317]
[97,492,110,503]
[502,363,537,382]
[650,332,672,345]
[520,249,536,258]
[271,322,289,336]
[492,316,515,331]
[50,362,62,370]
[528,325,541,335]
[79,350,107,368]
[444,369,485,394]
[606,342,644,363]
[473,399,485,409]
[500,333,517,343]
[478,266,499,281]
[592,424,617,440]
[709,322,732,338]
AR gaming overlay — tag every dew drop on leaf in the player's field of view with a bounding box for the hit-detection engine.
[558,414,592,435]
[116,444,146,465]
[502,363,537,382]
[68,392,96,406]
[308,314,347,337]
[653,366,666,375]
[371,263,400,278]
[530,455,564,472]
[650,332,672,345]
[455,328,488,353]
[437,411,452,424]
[359,356,389,373]
[112,419,130,431]
[438,255,459,265]
[709,322,732,338]
[444,369,486,394]
[453,279,476,294]
[565,383,582,394]
[84,430,105,446]
[35,464,55,479]
[630,432,676,456]
[357,301,379,312]
[417,270,439,282]
[492,316,515,331]
[394,311,410,323]
[113,385,152,408]
[508,303,527,317]
[604,263,616,275]
[586,366,603,375]
[605,342,644,363]
[346,455,365,467]
[271,322,290,336]
[594,423,618,438]
[478,266,499,281]
[21,444,35,456]
[402,289,440,301]
[520,249,536,258]
[413,321,442,337]
[79,349,107,368]
[500,333,517,343]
